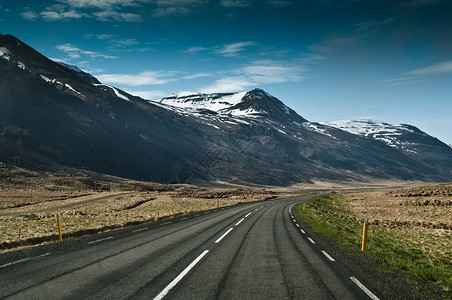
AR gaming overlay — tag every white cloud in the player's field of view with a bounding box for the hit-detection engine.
[267,0,291,6]
[200,77,256,93]
[21,1,146,22]
[156,0,207,6]
[381,60,452,85]
[185,46,209,54]
[239,60,305,84]
[152,7,193,17]
[406,60,452,76]
[215,41,258,57]
[378,76,423,86]
[298,53,328,64]
[198,59,306,93]
[56,43,117,59]
[185,41,258,57]
[21,11,39,21]
[58,0,150,9]
[93,10,141,22]
[125,89,169,100]
[182,73,213,80]
[97,71,178,86]
[220,0,253,8]
[41,10,87,21]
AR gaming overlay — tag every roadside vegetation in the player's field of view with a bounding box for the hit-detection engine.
[0,165,284,252]
[296,191,451,298]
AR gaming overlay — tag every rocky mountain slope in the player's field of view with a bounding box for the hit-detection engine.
[1,34,452,185]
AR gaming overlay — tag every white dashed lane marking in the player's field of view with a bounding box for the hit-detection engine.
[321,250,335,262]
[215,228,234,244]
[350,276,380,300]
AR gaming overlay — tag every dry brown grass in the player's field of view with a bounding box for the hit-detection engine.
[347,183,452,231]
[0,165,285,251]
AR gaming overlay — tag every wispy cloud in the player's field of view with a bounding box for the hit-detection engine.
[199,59,306,93]
[41,10,87,21]
[125,89,169,100]
[85,34,138,46]
[152,7,192,17]
[267,0,291,6]
[310,17,395,53]
[182,73,214,80]
[200,77,256,93]
[97,71,178,86]
[185,46,210,55]
[215,41,258,57]
[21,11,39,21]
[407,0,443,7]
[380,60,452,85]
[56,43,117,59]
[186,41,258,57]
[58,0,150,10]
[239,60,305,84]
[406,60,452,76]
[21,0,148,22]
[220,0,253,8]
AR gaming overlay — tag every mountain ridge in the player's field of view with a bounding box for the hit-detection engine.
[1,34,452,185]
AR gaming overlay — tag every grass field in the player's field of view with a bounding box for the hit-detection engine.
[0,165,284,251]
[296,190,451,298]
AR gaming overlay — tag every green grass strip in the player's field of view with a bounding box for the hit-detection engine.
[296,193,451,297]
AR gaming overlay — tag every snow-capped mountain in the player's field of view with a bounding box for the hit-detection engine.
[1,33,452,185]
[155,88,307,125]
[320,120,425,153]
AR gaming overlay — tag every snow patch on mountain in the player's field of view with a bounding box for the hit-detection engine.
[159,91,247,113]
[17,61,26,70]
[94,84,130,101]
[40,75,85,98]
[0,47,11,60]
[302,122,337,139]
[40,74,63,85]
[320,120,413,136]
[320,120,419,152]
[58,62,83,74]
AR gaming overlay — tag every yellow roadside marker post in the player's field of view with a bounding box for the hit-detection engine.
[57,215,63,242]
[362,221,369,252]
[303,201,307,212]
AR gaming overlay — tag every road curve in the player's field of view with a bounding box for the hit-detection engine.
[0,195,387,299]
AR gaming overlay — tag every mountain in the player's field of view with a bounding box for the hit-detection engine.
[1,34,452,185]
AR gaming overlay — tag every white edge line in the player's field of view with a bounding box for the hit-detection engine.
[215,228,233,243]
[0,258,30,268]
[350,276,380,300]
[235,218,245,226]
[307,237,316,244]
[321,250,335,262]
[87,236,113,244]
[0,252,51,269]
[133,227,149,233]
[300,229,305,234]
[153,250,209,300]
[180,217,188,221]
[160,222,172,226]
[295,223,300,227]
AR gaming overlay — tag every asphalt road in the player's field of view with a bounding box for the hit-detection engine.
[0,195,414,299]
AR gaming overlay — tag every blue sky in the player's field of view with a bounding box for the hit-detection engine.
[1,0,452,145]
